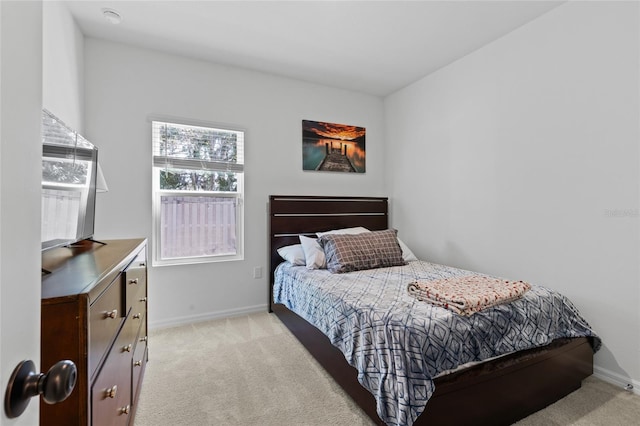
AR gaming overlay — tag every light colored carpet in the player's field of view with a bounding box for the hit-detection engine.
[135,312,640,425]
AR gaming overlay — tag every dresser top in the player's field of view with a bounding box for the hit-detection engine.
[41,238,146,301]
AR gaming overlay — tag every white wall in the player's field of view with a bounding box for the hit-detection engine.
[385,1,639,386]
[83,39,386,328]
[43,0,84,131]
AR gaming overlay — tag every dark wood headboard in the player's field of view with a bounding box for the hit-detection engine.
[268,195,389,311]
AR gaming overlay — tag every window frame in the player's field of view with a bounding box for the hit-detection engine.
[150,116,244,267]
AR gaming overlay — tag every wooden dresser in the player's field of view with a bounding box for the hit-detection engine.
[40,238,148,426]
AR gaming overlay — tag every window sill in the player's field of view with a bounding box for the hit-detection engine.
[152,253,244,267]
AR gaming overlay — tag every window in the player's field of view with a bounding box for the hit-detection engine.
[152,119,244,266]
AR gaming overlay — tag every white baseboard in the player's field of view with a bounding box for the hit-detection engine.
[593,365,640,395]
[148,303,269,330]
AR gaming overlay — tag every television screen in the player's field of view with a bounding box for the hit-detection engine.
[41,110,98,251]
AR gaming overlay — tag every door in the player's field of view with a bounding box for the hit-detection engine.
[1,1,43,425]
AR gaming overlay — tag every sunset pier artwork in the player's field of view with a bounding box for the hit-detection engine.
[302,119,366,173]
[317,142,357,172]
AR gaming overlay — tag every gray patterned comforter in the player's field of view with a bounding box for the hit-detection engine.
[273,260,600,426]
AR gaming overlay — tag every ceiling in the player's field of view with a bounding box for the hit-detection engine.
[65,1,563,97]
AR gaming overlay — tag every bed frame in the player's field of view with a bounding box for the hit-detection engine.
[268,195,594,425]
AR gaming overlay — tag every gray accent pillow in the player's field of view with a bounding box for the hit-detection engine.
[319,229,406,273]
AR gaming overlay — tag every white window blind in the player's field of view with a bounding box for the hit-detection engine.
[152,121,244,175]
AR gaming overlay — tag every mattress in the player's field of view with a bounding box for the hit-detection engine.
[273,260,600,426]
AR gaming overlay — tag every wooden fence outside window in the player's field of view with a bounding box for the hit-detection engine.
[160,196,237,259]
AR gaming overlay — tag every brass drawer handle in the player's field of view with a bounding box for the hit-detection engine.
[139,336,148,343]
[134,360,142,367]
[105,309,118,319]
[120,405,130,415]
[105,385,117,399]
[128,278,139,285]
[122,344,132,353]
[139,297,147,303]
[133,313,141,320]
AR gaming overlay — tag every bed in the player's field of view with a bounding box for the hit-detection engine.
[268,195,599,426]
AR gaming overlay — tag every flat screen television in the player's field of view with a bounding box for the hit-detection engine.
[41,109,98,251]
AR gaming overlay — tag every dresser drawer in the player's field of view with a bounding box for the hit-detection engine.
[91,318,135,426]
[132,331,148,404]
[126,276,146,320]
[124,251,146,314]
[89,277,124,378]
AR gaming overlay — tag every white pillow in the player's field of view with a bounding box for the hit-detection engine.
[397,238,418,262]
[299,235,326,269]
[276,244,305,266]
[316,226,370,237]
